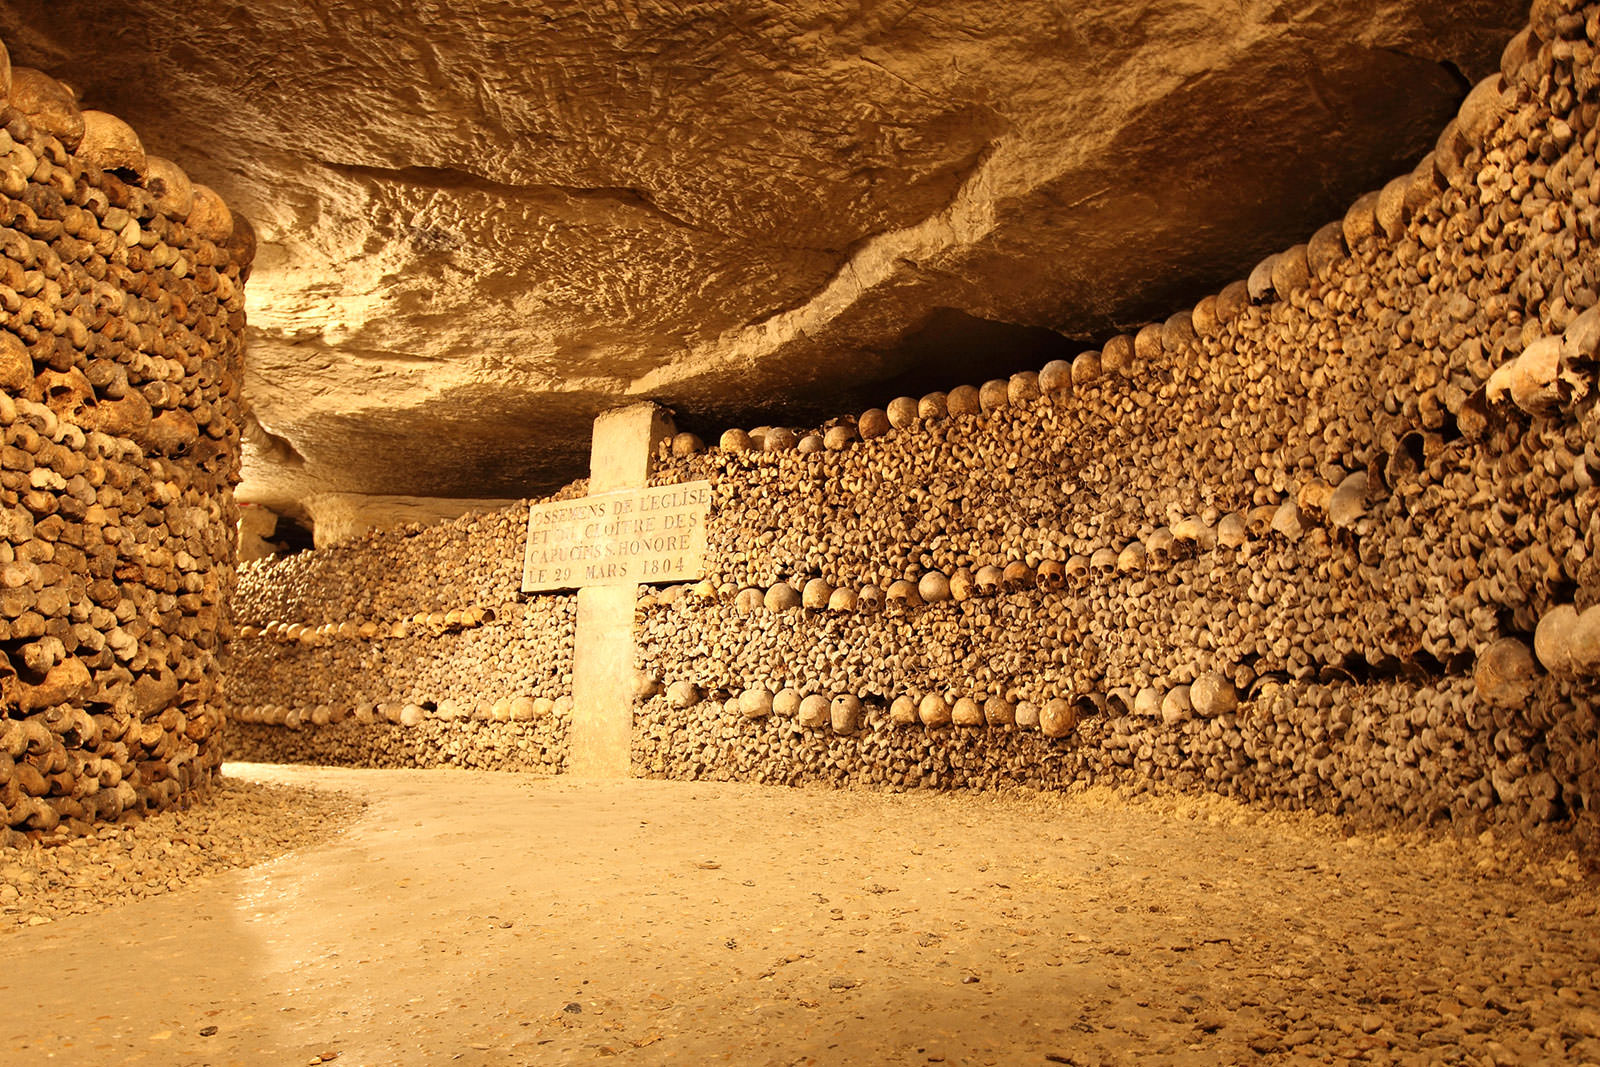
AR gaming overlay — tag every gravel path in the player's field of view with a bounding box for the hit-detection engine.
[2,766,1597,1066]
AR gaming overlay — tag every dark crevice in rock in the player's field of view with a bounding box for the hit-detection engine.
[242,409,306,469]
[668,309,1085,445]
[321,160,713,235]
[1436,57,1472,95]
[1313,650,1456,686]
[271,514,317,556]
[869,308,1086,399]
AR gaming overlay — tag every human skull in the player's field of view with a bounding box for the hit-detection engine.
[1171,515,1215,554]
[1146,527,1175,569]
[764,583,801,612]
[946,385,982,416]
[1072,350,1101,385]
[978,379,1010,413]
[1007,371,1041,405]
[1038,360,1072,394]
[857,584,884,613]
[80,110,149,180]
[802,578,833,610]
[1245,504,1279,538]
[823,423,856,450]
[830,694,864,734]
[917,570,951,603]
[763,427,798,452]
[38,367,96,428]
[949,567,976,601]
[886,578,922,608]
[1217,512,1248,549]
[857,409,889,438]
[886,396,918,428]
[974,565,1003,595]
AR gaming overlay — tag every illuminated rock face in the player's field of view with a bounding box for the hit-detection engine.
[0,0,1526,518]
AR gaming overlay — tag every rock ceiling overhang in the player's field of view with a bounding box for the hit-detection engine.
[0,0,1529,520]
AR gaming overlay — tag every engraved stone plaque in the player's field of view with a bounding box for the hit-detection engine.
[521,480,712,593]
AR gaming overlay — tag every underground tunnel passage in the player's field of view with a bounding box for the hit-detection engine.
[2,0,1600,1063]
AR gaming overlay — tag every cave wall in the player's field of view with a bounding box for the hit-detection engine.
[0,51,251,842]
[229,2,1600,839]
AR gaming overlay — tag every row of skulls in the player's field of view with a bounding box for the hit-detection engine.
[688,498,1337,616]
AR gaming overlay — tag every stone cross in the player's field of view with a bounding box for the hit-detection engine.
[520,402,709,778]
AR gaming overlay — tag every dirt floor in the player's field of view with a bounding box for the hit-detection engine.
[3,766,1599,1067]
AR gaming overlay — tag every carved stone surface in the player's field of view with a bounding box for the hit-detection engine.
[522,481,710,592]
[0,0,1526,518]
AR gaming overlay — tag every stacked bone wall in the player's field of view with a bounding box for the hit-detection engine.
[634,5,1600,838]
[0,53,251,842]
[225,496,581,774]
[232,1,1600,840]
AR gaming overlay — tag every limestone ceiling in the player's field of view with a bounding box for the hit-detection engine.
[0,0,1528,519]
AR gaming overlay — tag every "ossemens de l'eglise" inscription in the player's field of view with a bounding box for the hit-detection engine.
[521,480,711,592]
